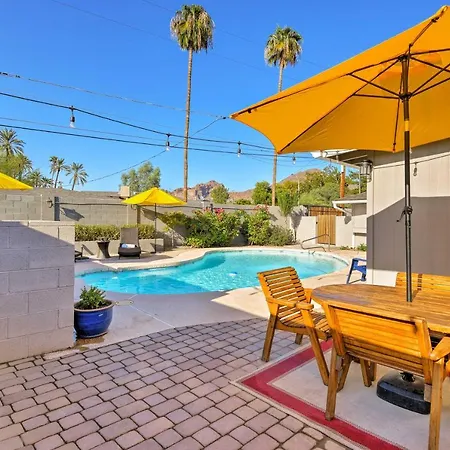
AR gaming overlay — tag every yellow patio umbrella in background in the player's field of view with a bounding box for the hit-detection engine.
[0,172,32,190]
[123,187,185,252]
[232,5,450,303]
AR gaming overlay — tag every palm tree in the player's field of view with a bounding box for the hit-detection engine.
[67,162,88,190]
[265,26,303,206]
[0,129,24,158]
[170,4,214,202]
[15,154,33,180]
[49,157,69,188]
[26,169,44,187]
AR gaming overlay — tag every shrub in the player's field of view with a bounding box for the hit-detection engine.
[267,226,294,246]
[75,286,110,310]
[75,224,155,241]
[75,225,120,242]
[247,206,272,245]
[357,243,367,252]
[184,236,209,248]
[234,198,252,205]
[125,224,155,239]
[184,210,242,248]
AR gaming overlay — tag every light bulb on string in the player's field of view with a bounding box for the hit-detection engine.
[165,134,170,151]
[237,141,242,158]
[292,156,296,165]
[69,106,76,128]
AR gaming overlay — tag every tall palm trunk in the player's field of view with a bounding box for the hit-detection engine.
[54,169,60,188]
[183,49,193,202]
[272,64,284,206]
[71,177,76,190]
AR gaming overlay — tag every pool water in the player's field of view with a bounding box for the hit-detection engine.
[79,250,346,295]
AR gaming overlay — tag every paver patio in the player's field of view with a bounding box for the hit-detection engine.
[0,319,349,450]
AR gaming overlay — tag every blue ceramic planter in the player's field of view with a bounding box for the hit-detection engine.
[74,301,114,339]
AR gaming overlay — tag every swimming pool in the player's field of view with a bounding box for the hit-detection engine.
[79,250,347,295]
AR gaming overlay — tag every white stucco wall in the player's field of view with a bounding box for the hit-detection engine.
[366,139,450,285]
[335,216,353,247]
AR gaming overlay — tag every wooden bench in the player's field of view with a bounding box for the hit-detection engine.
[258,267,331,386]
[321,301,450,450]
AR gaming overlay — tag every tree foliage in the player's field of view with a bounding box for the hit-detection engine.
[67,163,88,190]
[121,162,161,194]
[252,181,271,205]
[210,184,229,204]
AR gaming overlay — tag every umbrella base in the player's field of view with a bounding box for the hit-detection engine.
[376,371,430,415]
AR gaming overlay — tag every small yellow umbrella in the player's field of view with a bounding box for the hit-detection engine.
[0,172,32,190]
[232,6,450,302]
[123,188,185,251]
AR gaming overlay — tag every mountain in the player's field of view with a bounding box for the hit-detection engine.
[172,170,321,202]
[172,180,222,201]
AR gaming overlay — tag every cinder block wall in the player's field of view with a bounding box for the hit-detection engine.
[0,220,74,363]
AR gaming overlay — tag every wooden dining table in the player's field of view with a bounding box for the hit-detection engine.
[312,283,450,335]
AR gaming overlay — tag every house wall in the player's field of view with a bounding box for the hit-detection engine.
[366,139,450,286]
[0,220,74,363]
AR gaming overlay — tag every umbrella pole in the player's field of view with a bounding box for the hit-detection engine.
[154,204,157,254]
[401,55,413,303]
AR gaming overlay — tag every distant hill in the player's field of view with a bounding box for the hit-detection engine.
[172,169,320,202]
[280,168,321,184]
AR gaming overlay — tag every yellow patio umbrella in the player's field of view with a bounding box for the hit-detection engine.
[232,5,450,302]
[0,172,32,190]
[123,188,185,251]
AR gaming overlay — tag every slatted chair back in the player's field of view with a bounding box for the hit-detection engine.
[258,266,309,317]
[396,272,450,293]
[323,304,433,383]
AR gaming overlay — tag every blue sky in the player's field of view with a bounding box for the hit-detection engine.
[0,0,444,192]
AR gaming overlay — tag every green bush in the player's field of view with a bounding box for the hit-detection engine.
[234,198,252,205]
[75,224,155,241]
[267,226,294,246]
[75,286,110,310]
[184,210,242,248]
[247,207,272,245]
[184,236,210,248]
[75,225,120,241]
[357,243,367,252]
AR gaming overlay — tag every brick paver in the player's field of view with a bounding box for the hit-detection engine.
[0,319,350,449]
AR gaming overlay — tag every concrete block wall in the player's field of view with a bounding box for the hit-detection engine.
[0,220,74,363]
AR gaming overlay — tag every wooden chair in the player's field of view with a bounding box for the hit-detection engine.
[396,272,450,293]
[396,272,450,344]
[258,267,331,385]
[322,302,450,450]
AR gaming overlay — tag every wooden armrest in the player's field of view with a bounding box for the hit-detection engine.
[266,297,297,308]
[295,302,314,311]
[304,288,313,303]
[430,337,450,361]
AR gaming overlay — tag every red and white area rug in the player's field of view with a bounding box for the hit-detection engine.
[234,342,450,450]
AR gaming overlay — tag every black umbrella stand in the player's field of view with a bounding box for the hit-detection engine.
[376,54,430,415]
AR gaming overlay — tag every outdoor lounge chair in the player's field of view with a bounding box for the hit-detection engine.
[118,227,141,259]
[258,267,331,386]
[74,248,83,262]
[321,302,450,450]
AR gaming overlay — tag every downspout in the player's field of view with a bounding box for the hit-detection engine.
[332,200,350,216]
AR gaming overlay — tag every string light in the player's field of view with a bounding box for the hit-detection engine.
[69,106,75,128]
[165,133,170,151]
[237,141,242,158]
[292,156,296,165]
